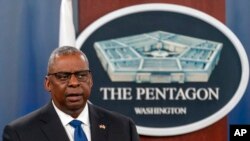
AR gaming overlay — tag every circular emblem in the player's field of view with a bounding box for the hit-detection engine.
[76,4,249,136]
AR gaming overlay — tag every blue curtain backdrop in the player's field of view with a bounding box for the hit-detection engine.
[226,0,250,124]
[0,0,61,135]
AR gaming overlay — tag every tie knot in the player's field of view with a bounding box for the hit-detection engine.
[69,120,82,128]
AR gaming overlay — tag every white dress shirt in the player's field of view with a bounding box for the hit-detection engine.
[52,101,91,141]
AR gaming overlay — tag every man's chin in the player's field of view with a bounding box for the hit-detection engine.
[67,102,85,111]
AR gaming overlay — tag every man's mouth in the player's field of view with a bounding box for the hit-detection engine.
[66,94,83,102]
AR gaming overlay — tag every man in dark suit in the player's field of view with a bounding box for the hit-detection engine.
[2,46,139,141]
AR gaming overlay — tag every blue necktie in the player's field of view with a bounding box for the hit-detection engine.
[69,120,88,141]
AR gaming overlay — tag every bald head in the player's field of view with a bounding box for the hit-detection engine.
[47,46,89,73]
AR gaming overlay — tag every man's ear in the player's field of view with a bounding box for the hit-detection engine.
[44,76,51,92]
[89,73,93,88]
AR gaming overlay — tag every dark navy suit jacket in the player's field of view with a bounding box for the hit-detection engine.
[2,102,139,141]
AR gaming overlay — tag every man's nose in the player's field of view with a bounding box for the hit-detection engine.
[68,74,80,86]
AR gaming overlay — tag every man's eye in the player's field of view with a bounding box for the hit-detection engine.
[56,73,70,79]
[77,73,88,78]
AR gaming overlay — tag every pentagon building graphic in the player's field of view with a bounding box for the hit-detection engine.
[94,31,223,83]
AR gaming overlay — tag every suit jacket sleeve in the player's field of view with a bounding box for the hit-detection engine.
[129,118,140,141]
[3,125,20,141]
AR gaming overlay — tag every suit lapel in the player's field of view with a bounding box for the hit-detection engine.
[39,102,70,141]
[38,102,110,141]
[89,104,109,141]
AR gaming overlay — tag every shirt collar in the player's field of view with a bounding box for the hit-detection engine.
[52,101,90,126]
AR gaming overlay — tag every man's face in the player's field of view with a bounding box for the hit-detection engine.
[45,54,93,117]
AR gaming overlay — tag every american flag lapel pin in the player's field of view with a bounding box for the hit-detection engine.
[99,124,106,129]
